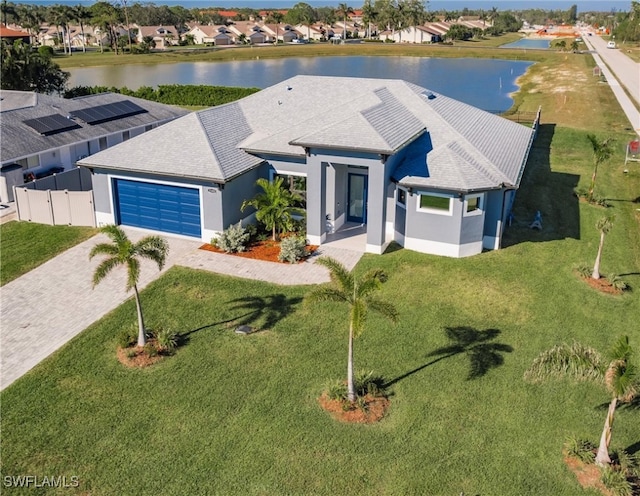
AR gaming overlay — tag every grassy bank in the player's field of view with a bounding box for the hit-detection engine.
[0,223,97,286]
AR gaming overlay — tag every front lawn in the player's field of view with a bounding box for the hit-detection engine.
[1,140,638,493]
[0,222,97,286]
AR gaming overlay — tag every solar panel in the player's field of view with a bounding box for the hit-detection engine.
[69,100,147,125]
[23,114,81,135]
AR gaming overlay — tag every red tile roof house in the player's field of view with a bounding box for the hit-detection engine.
[78,76,538,258]
[0,24,30,44]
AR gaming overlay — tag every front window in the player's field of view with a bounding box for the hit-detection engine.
[464,194,483,216]
[418,193,452,215]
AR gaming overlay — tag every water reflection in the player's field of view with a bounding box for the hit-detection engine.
[68,55,533,112]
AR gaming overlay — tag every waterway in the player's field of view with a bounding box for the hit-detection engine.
[500,39,551,49]
[68,56,533,112]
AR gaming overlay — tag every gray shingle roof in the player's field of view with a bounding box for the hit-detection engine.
[78,75,535,190]
[1,90,188,164]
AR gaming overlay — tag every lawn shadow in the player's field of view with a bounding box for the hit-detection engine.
[625,441,640,456]
[180,314,253,340]
[384,326,513,387]
[227,293,303,330]
[502,123,581,248]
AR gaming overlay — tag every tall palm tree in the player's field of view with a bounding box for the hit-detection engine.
[361,0,377,39]
[587,134,614,203]
[241,177,305,241]
[270,10,284,44]
[73,5,92,53]
[336,3,354,39]
[592,216,614,280]
[306,257,398,402]
[89,225,169,347]
[525,336,638,466]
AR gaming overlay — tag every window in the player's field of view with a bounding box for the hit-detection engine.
[418,193,452,215]
[396,187,406,207]
[464,194,483,216]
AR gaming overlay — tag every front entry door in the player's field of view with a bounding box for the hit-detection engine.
[347,173,368,224]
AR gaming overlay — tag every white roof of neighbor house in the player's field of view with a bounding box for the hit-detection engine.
[79,75,534,191]
[1,90,189,164]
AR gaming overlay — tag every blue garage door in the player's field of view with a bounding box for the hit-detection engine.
[114,179,201,237]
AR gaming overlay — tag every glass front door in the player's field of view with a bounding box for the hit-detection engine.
[347,173,368,224]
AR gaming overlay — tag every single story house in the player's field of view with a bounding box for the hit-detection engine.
[0,24,30,44]
[79,76,537,258]
[0,90,188,202]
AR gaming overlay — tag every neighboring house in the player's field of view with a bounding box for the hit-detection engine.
[78,76,537,258]
[135,25,179,49]
[227,22,269,44]
[0,24,30,44]
[384,25,442,43]
[0,90,188,202]
[295,23,324,41]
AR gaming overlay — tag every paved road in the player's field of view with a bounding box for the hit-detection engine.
[0,229,362,390]
[581,33,640,136]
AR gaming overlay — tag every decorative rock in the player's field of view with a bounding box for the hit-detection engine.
[235,325,253,335]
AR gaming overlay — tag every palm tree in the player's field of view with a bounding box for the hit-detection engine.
[336,3,354,39]
[89,225,169,347]
[592,216,614,280]
[587,134,614,203]
[241,177,305,241]
[524,336,639,466]
[73,5,92,53]
[306,257,398,402]
[270,10,284,44]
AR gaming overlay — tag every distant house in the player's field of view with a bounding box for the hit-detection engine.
[135,25,180,49]
[0,24,30,44]
[79,76,537,258]
[0,90,188,202]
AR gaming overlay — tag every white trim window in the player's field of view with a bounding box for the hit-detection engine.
[464,193,484,216]
[417,192,453,216]
[396,187,407,208]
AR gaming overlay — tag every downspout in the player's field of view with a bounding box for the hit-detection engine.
[498,186,516,249]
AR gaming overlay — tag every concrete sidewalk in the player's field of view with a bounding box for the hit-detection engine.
[0,228,363,390]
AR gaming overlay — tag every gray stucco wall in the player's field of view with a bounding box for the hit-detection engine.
[91,170,111,215]
[405,190,462,244]
[460,210,484,244]
[220,164,269,229]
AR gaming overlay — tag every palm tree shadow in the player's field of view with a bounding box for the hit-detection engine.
[384,327,513,387]
[228,293,303,330]
[181,313,255,339]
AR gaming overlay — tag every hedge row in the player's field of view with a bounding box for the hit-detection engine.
[64,84,260,106]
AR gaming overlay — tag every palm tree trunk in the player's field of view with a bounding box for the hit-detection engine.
[588,163,598,202]
[347,322,356,403]
[272,225,277,241]
[133,284,146,347]
[592,230,605,280]
[595,397,617,466]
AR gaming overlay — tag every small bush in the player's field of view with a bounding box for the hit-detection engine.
[38,45,54,58]
[575,263,592,278]
[117,326,137,348]
[325,380,347,401]
[154,327,178,353]
[564,436,596,463]
[143,342,159,357]
[612,449,640,478]
[126,349,137,358]
[213,222,250,253]
[593,196,611,208]
[607,274,629,291]
[278,235,307,263]
[600,466,633,496]
[355,371,386,398]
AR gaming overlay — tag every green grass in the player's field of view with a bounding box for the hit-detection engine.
[0,222,97,286]
[2,35,640,496]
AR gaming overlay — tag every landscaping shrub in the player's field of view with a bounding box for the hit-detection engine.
[38,46,54,58]
[278,235,307,263]
[607,274,629,291]
[212,222,250,253]
[143,342,158,358]
[600,465,633,496]
[154,327,178,353]
[324,371,387,402]
[564,436,596,463]
[116,325,137,348]
[575,263,592,278]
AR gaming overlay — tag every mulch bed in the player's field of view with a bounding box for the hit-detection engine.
[564,455,613,496]
[116,340,166,368]
[318,393,390,424]
[578,274,623,295]
[200,239,318,264]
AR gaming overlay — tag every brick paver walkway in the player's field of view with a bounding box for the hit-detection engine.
[0,229,363,390]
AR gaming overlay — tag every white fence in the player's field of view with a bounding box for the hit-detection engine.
[14,168,96,227]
